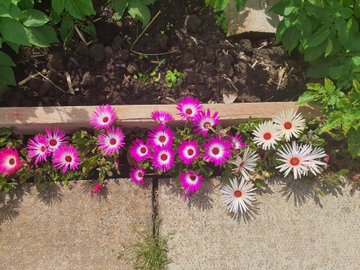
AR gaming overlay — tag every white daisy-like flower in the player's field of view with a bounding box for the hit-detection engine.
[273,109,305,141]
[253,121,281,150]
[303,146,327,176]
[221,178,256,215]
[276,142,327,179]
[276,142,311,179]
[229,148,259,181]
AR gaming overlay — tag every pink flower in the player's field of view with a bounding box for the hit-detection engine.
[229,132,247,150]
[129,139,151,162]
[193,109,220,136]
[179,171,203,193]
[97,126,125,155]
[92,182,104,194]
[130,166,145,184]
[27,134,49,165]
[90,104,117,130]
[177,140,199,165]
[151,146,175,172]
[176,96,203,120]
[52,145,80,173]
[151,111,174,125]
[0,147,21,175]
[148,125,174,148]
[45,128,69,152]
[203,136,231,166]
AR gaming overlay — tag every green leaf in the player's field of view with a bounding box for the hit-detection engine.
[324,38,333,57]
[0,17,30,45]
[0,65,16,86]
[25,25,58,47]
[6,41,20,53]
[297,91,316,104]
[304,40,327,61]
[128,0,151,25]
[348,127,360,157]
[0,51,15,66]
[281,26,301,52]
[52,0,65,15]
[64,0,95,19]
[234,0,246,11]
[22,9,49,27]
[110,0,128,16]
[60,16,74,43]
[18,0,34,10]
[0,3,24,20]
[206,0,229,12]
[305,26,329,48]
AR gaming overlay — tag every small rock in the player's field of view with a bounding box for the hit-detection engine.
[218,54,234,77]
[184,70,204,85]
[157,34,169,51]
[28,77,42,90]
[126,63,138,74]
[68,95,83,106]
[89,43,105,62]
[182,52,195,66]
[118,49,129,61]
[186,15,202,33]
[201,64,217,76]
[104,46,113,59]
[75,44,89,56]
[237,93,261,103]
[239,39,253,54]
[48,53,64,71]
[80,71,92,86]
[39,81,52,96]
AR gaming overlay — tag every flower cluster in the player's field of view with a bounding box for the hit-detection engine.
[0,98,331,218]
[129,96,248,196]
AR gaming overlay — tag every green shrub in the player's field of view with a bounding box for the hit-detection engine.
[298,79,360,158]
[0,0,58,87]
[271,0,360,89]
[109,0,155,26]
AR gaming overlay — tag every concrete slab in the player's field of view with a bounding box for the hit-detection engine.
[0,179,153,270]
[158,178,360,270]
[226,0,280,36]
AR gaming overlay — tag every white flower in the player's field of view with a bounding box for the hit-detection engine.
[221,178,256,215]
[229,148,259,181]
[253,121,281,150]
[273,109,305,141]
[276,142,327,179]
[304,146,327,176]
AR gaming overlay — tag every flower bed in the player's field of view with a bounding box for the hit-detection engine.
[0,97,357,217]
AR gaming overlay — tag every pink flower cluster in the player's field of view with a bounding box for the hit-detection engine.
[129,96,247,195]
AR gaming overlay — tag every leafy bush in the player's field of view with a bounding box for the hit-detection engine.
[0,0,58,86]
[298,79,360,158]
[165,69,182,88]
[205,0,247,31]
[51,0,96,45]
[109,0,155,26]
[271,0,360,89]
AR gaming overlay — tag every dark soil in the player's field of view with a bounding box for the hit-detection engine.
[2,0,307,107]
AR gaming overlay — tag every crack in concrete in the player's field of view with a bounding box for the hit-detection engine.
[151,176,159,236]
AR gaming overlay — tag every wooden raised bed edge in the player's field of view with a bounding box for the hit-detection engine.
[0,102,320,134]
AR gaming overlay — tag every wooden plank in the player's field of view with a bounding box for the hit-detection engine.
[0,102,319,134]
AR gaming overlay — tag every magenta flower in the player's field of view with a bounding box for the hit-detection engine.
[203,136,231,166]
[148,125,174,148]
[178,140,199,165]
[0,147,21,176]
[90,104,117,130]
[52,145,80,173]
[179,171,203,193]
[27,134,49,165]
[129,139,151,162]
[130,166,145,184]
[194,109,220,136]
[229,132,247,150]
[151,111,174,125]
[45,128,69,152]
[92,182,104,194]
[97,126,125,155]
[176,96,203,120]
[151,146,175,172]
